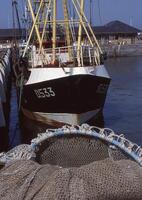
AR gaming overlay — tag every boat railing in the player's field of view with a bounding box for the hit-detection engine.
[22,44,101,67]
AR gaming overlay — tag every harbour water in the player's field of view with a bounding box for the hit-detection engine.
[7,56,142,148]
[104,56,142,145]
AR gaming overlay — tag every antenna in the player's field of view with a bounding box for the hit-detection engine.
[129,16,133,26]
[7,14,10,28]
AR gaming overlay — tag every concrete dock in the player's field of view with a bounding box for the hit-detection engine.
[0,48,11,152]
[102,43,142,57]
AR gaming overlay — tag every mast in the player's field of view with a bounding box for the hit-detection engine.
[40,0,52,51]
[90,0,92,26]
[77,0,84,66]
[75,0,102,54]
[12,0,22,45]
[52,0,56,63]
[22,0,103,66]
[27,0,44,50]
[62,0,72,59]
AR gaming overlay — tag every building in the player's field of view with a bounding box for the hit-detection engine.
[93,20,142,44]
[0,20,141,45]
[0,29,25,43]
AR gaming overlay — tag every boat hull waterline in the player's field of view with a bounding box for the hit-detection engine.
[21,65,110,127]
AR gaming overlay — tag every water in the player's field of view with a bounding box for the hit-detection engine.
[8,56,142,147]
[9,83,21,148]
[104,56,142,145]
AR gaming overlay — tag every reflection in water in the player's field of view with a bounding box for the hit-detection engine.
[20,111,105,144]
[9,82,21,148]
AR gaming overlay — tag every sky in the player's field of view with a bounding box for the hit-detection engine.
[0,0,142,30]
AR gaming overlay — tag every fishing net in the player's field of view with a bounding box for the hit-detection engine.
[0,124,142,200]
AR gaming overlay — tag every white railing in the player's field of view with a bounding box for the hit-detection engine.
[21,44,101,68]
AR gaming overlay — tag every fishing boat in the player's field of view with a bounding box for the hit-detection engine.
[15,0,110,127]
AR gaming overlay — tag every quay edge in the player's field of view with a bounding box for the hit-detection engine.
[0,48,11,152]
[102,43,142,58]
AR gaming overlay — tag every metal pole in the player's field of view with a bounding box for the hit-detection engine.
[27,0,43,50]
[75,0,102,54]
[77,0,84,66]
[90,0,92,26]
[72,0,93,46]
[23,0,44,57]
[52,0,57,63]
[62,0,72,59]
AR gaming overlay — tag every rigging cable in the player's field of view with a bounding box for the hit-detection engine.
[97,0,103,25]
[90,0,92,26]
